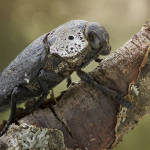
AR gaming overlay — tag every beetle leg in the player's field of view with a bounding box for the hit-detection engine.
[28,70,65,113]
[66,76,72,88]
[76,69,134,109]
[28,71,50,113]
[0,88,17,137]
[50,89,57,103]
[0,87,35,136]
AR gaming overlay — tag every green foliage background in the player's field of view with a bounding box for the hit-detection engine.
[0,0,150,149]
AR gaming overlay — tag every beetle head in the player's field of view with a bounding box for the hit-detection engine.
[79,22,111,68]
[85,22,111,56]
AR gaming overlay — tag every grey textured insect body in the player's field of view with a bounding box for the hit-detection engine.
[0,20,133,136]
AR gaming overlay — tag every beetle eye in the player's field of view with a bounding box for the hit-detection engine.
[88,32,100,50]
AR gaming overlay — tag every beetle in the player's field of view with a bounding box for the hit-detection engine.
[0,20,134,137]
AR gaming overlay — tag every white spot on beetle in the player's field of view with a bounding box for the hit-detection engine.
[130,85,139,96]
[3,89,6,92]
[24,78,29,84]
[25,72,27,77]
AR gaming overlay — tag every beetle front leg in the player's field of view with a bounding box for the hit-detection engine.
[76,69,134,109]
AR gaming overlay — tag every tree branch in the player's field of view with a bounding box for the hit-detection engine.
[0,20,150,150]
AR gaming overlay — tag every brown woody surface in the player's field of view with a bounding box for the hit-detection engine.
[0,20,150,150]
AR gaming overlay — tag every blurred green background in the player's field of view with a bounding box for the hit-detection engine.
[0,0,150,149]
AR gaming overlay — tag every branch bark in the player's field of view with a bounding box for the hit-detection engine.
[0,20,150,150]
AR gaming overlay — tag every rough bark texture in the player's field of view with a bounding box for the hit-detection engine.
[0,20,150,150]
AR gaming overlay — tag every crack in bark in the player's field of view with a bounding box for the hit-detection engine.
[50,106,81,148]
